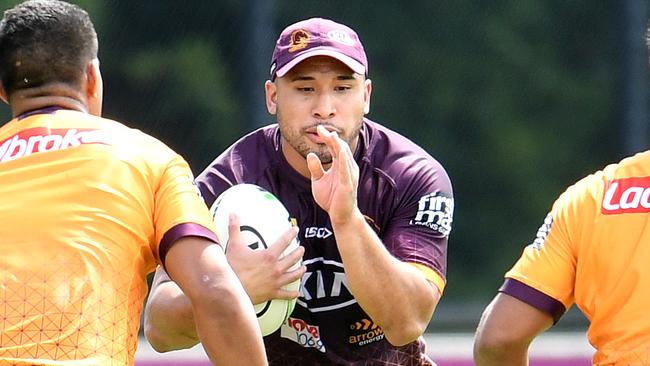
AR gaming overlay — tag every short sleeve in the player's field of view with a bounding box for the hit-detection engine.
[503,175,597,315]
[382,160,454,294]
[153,154,218,265]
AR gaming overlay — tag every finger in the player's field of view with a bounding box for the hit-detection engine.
[338,143,359,187]
[325,130,355,184]
[273,265,307,300]
[268,226,299,258]
[278,243,305,271]
[273,288,301,300]
[226,213,242,251]
[316,125,340,158]
[307,152,325,180]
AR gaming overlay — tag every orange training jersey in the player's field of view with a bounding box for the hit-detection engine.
[501,151,650,365]
[0,108,218,365]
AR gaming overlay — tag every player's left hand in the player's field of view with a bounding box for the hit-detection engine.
[306,125,359,225]
[225,213,305,304]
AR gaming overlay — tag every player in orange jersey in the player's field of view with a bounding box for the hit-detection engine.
[473,30,650,366]
[0,1,267,365]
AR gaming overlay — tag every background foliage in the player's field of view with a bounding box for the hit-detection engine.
[1,0,648,328]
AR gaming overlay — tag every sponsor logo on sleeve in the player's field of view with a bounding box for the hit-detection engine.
[348,318,384,347]
[0,127,111,163]
[280,317,326,353]
[409,192,454,236]
[602,177,650,214]
[530,213,553,250]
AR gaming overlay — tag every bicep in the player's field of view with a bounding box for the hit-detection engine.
[163,237,230,299]
[477,293,554,346]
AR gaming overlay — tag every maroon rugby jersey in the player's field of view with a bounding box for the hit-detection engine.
[196,118,454,365]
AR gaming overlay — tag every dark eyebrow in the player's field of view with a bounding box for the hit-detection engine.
[336,75,356,81]
[289,75,315,82]
[288,74,358,82]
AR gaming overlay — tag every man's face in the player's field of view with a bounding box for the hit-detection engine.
[266,56,371,167]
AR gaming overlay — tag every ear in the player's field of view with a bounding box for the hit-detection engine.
[0,84,8,104]
[363,78,372,115]
[85,58,103,116]
[265,80,278,115]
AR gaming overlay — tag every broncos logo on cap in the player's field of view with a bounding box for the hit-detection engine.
[289,29,310,52]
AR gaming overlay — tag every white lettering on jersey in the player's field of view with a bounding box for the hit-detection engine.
[296,257,358,312]
[304,226,333,239]
[602,179,650,213]
[530,213,553,250]
[0,128,112,163]
[409,192,454,236]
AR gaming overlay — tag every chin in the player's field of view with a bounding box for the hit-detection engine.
[314,152,333,165]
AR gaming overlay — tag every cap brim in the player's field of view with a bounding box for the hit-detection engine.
[275,48,366,78]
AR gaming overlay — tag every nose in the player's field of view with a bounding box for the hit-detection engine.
[312,92,336,119]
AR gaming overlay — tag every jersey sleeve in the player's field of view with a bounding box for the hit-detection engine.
[195,160,236,208]
[382,160,454,294]
[153,153,219,266]
[501,174,596,321]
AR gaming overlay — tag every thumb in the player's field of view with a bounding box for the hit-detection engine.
[307,152,325,181]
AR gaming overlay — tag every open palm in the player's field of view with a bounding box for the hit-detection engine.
[306,126,359,225]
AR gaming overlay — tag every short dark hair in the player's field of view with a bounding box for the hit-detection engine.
[0,0,98,96]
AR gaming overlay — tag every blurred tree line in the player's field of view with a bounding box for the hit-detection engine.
[1,0,648,322]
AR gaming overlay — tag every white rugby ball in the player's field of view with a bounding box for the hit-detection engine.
[210,183,301,336]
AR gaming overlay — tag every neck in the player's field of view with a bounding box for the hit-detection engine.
[8,84,89,117]
[281,141,322,178]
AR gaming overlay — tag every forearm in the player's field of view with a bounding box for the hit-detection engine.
[164,239,267,365]
[332,210,439,345]
[190,280,268,366]
[473,345,529,366]
[144,281,199,352]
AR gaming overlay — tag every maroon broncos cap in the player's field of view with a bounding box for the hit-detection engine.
[270,17,368,80]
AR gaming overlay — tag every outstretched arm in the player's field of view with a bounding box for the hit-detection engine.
[160,236,267,365]
[306,126,441,346]
[473,293,554,366]
[144,215,303,352]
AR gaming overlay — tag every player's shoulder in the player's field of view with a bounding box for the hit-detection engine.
[208,124,278,164]
[574,150,650,189]
[361,119,451,187]
[99,115,177,157]
[553,151,650,212]
[604,150,650,177]
[73,113,184,171]
[197,124,281,181]
[232,124,279,154]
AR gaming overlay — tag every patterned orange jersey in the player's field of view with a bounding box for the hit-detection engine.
[0,108,218,365]
[502,151,650,365]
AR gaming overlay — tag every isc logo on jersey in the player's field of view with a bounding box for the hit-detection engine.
[0,127,112,163]
[410,192,454,236]
[602,177,650,214]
